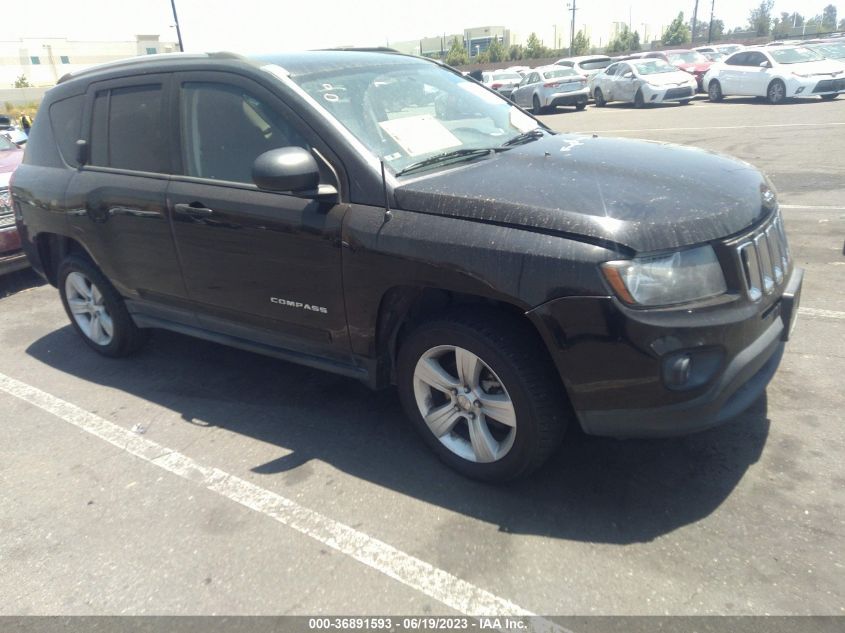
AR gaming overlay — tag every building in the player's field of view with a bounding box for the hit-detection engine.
[464,26,513,58]
[1,35,179,88]
[390,34,464,58]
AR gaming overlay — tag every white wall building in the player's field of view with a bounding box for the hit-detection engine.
[0,35,179,88]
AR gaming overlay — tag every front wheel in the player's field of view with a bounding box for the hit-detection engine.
[59,255,149,357]
[397,311,568,482]
[633,89,645,108]
[594,88,606,107]
[575,101,587,111]
[820,93,838,100]
[532,94,544,115]
[767,79,786,104]
[679,99,691,105]
[708,80,723,102]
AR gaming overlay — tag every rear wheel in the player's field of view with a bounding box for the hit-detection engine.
[820,93,838,100]
[766,79,786,104]
[633,89,645,108]
[58,255,149,357]
[594,88,606,107]
[575,101,587,111]
[679,99,691,105]
[397,311,568,482]
[708,80,723,102]
[532,94,544,115]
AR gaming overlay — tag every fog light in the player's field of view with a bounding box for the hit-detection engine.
[662,348,724,391]
[795,87,804,94]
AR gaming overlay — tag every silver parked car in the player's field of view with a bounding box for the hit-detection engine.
[512,66,589,113]
[481,70,523,100]
[591,59,698,107]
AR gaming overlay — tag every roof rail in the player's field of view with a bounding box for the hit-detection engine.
[57,51,244,84]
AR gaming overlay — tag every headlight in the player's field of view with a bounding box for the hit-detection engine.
[601,245,727,306]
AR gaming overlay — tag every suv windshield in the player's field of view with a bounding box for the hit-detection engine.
[294,62,538,174]
[633,59,676,75]
[771,47,825,63]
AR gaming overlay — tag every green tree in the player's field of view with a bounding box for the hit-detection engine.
[606,25,641,53]
[525,32,548,59]
[748,0,775,36]
[662,12,691,45]
[570,30,591,56]
[708,18,725,40]
[839,17,845,29]
[508,44,524,61]
[822,4,837,30]
[14,74,31,88]
[445,36,468,66]
[486,37,506,63]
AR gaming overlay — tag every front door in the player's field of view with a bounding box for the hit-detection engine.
[167,71,351,362]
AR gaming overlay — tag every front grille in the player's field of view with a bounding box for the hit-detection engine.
[665,87,693,100]
[813,78,845,93]
[736,212,790,302]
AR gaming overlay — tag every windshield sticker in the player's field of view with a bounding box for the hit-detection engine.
[378,115,461,157]
[457,82,503,105]
[559,138,584,153]
[509,107,538,133]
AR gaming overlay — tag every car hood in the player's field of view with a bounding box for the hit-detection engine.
[0,148,24,175]
[783,59,845,75]
[643,70,697,85]
[676,62,710,73]
[393,134,772,253]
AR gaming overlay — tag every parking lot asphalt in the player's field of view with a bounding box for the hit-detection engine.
[1,97,843,617]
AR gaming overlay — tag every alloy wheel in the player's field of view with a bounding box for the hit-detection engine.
[412,345,517,463]
[65,271,114,346]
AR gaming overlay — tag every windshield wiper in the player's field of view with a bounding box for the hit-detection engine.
[500,128,545,148]
[395,148,494,176]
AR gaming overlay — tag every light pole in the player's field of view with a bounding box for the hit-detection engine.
[567,0,577,56]
[170,0,185,52]
[691,0,700,44]
[707,0,716,43]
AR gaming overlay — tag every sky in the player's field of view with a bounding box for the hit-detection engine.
[1,0,842,53]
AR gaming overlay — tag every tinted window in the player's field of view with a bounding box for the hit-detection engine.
[179,82,307,184]
[725,52,747,65]
[49,95,84,167]
[744,52,768,66]
[604,63,620,75]
[90,84,168,173]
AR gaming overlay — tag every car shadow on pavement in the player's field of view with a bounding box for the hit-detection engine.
[26,326,770,545]
[0,268,45,299]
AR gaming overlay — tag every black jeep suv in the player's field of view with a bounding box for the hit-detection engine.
[12,50,802,481]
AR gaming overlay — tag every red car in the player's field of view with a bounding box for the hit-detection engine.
[0,134,26,275]
[643,49,712,91]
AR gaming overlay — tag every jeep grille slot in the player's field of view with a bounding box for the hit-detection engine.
[736,212,791,302]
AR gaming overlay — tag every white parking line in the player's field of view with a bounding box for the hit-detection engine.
[587,122,845,134]
[780,204,845,211]
[0,371,565,631]
[799,307,845,321]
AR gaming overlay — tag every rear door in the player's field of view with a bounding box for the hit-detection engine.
[718,52,748,94]
[65,74,189,309]
[166,71,352,362]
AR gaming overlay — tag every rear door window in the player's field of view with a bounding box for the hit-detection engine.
[89,84,168,173]
[48,94,85,167]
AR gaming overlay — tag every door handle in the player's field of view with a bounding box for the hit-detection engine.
[174,202,214,217]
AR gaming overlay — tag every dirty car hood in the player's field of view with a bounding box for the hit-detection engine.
[393,133,773,253]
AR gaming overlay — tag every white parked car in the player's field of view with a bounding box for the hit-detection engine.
[590,59,698,107]
[694,44,743,57]
[554,55,613,80]
[481,70,523,100]
[511,66,589,113]
[703,46,845,103]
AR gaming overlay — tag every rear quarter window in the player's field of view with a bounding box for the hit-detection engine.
[49,95,85,167]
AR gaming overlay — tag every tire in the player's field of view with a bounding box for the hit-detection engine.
[532,94,544,115]
[575,102,587,111]
[766,79,786,104]
[633,89,645,108]
[679,99,691,105]
[594,88,606,107]
[396,310,568,482]
[58,254,149,357]
[708,80,723,102]
[820,93,838,100]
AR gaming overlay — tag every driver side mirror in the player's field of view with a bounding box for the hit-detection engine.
[252,147,335,199]
[623,72,634,79]
[759,61,771,68]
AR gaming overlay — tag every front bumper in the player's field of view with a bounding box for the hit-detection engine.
[528,266,803,438]
[788,75,845,97]
[643,83,697,103]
